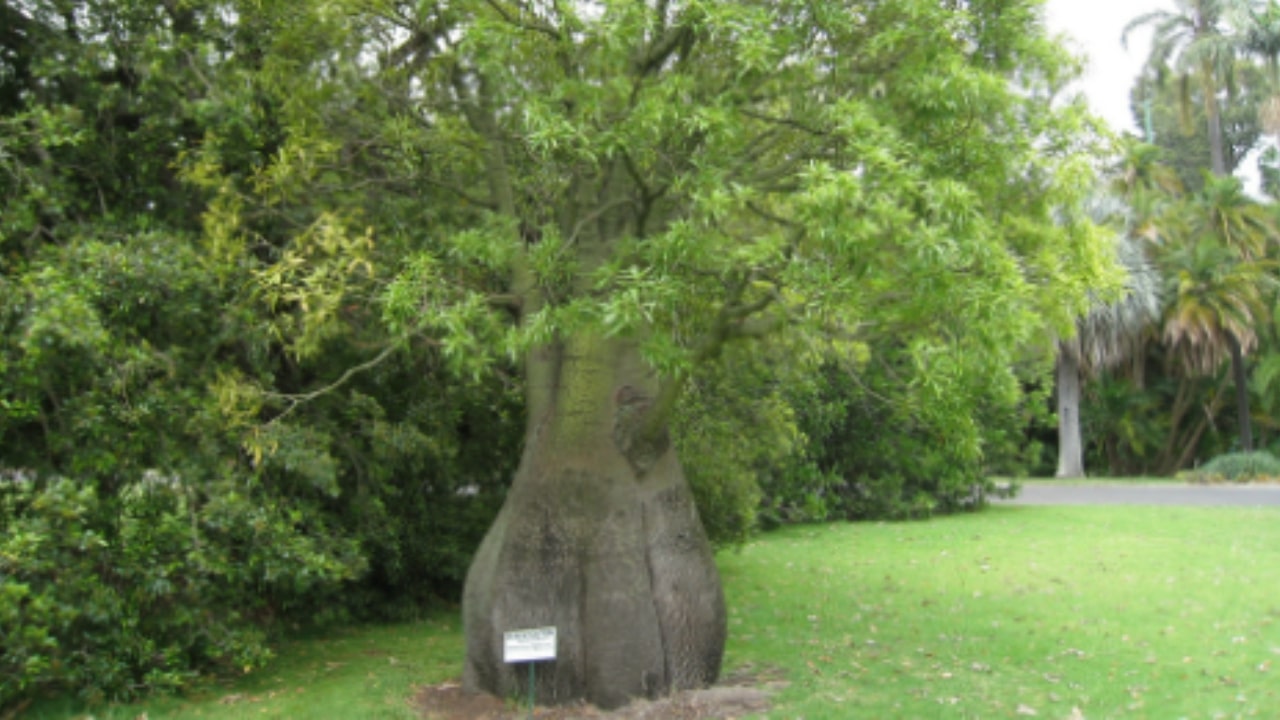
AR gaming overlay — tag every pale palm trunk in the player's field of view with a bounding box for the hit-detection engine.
[1055,349,1087,478]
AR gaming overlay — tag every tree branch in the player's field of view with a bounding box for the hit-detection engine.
[264,342,406,424]
[482,0,561,40]
[634,25,694,76]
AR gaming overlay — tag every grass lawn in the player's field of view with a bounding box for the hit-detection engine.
[20,619,464,720]
[24,505,1280,719]
[722,506,1280,719]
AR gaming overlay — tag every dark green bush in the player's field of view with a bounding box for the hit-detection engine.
[758,355,1044,524]
[0,227,522,710]
[675,346,798,546]
[676,346,1043,540]
[0,475,366,708]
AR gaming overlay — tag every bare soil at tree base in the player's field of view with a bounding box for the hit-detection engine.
[413,667,784,720]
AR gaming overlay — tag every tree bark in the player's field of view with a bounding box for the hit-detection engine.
[1227,332,1254,452]
[1055,349,1086,478]
[1205,83,1228,177]
[462,334,725,709]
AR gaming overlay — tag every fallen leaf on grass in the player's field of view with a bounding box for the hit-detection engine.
[1016,703,1038,716]
[1066,706,1086,719]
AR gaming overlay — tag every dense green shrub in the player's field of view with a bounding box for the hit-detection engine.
[1181,451,1280,483]
[676,349,793,546]
[677,346,1046,541]
[321,371,521,614]
[0,1,528,709]
[759,355,1046,525]
[0,475,365,707]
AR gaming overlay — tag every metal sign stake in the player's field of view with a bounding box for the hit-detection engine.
[503,626,557,720]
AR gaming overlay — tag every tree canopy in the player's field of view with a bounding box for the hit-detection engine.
[374,0,1114,438]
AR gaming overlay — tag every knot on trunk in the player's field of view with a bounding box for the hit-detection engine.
[612,385,670,476]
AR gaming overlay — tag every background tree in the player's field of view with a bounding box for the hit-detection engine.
[1128,63,1264,192]
[1182,175,1273,454]
[1056,198,1162,478]
[1243,0,1280,131]
[1158,181,1276,454]
[1124,0,1249,178]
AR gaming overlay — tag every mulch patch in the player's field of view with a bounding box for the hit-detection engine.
[412,667,785,720]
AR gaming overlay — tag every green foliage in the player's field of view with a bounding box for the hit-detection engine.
[1182,450,1280,482]
[678,343,1053,539]
[0,1,524,710]
[0,475,364,707]
[1129,64,1264,192]
[759,356,1048,525]
[25,617,465,720]
[675,345,801,546]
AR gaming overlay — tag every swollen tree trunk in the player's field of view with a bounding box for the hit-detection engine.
[462,334,726,709]
[1227,332,1254,452]
[1055,349,1086,479]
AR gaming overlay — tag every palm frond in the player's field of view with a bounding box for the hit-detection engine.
[1059,197,1163,374]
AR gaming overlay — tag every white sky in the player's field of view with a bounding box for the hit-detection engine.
[1043,0,1266,192]
[1043,0,1170,136]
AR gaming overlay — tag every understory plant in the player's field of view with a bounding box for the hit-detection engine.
[1179,450,1280,483]
[0,474,365,707]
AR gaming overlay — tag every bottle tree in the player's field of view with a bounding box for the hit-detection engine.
[375,0,1116,707]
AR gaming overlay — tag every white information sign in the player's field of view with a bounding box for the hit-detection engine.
[503,626,557,663]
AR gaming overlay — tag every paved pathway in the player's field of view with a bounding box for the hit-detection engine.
[994,483,1280,506]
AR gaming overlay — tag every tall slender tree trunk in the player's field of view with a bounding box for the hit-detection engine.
[1203,66,1229,177]
[1206,97,1228,177]
[1055,349,1086,478]
[1227,332,1254,452]
[462,334,726,709]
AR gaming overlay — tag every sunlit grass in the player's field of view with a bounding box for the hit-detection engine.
[26,505,1280,719]
[722,506,1280,719]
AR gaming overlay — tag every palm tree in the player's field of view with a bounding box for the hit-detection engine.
[1056,198,1162,478]
[1110,137,1185,244]
[1242,0,1280,132]
[1111,138,1186,199]
[1159,184,1276,452]
[1123,0,1248,177]
[1161,242,1267,452]
[1195,171,1277,259]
